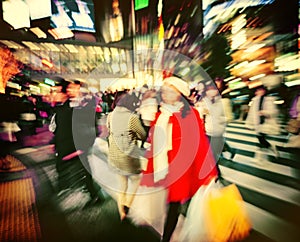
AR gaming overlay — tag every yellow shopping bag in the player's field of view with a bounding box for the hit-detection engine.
[204,184,252,242]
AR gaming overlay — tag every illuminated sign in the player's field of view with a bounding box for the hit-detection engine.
[42,59,54,68]
[44,78,55,86]
[50,0,95,33]
[135,0,149,10]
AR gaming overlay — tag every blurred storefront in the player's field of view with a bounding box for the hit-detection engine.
[0,0,299,99]
[201,0,299,105]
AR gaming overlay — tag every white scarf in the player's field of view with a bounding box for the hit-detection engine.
[153,102,183,182]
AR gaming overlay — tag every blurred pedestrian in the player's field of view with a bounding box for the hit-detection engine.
[245,85,280,156]
[107,91,147,220]
[138,87,158,149]
[141,76,218,242]
[214,77,236,159]
[0,93,21,169]
[50,78,103,206]
[196,82,231,178]
[19,95,38,136]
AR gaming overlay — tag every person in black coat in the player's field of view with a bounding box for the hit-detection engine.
[51,79,103,205]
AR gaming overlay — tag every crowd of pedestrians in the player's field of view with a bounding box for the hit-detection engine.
[1,73,295,241]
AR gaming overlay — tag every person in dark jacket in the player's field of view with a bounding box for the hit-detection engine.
[50,78,103,206]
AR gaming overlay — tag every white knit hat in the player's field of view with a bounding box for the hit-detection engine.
[163,76,190,97]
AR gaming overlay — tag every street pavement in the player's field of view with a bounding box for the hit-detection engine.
[0,119,162,242]
[0,116,299,242]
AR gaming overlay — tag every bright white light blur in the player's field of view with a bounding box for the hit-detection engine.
[249,73,266,81]
[248,60,266,67]
[22,41,40,50]
[285,79,300,87]
[231,29,247,49]
[244,43,266,53]
[7,81,21,90]
[3,0,30,29]
[229,91,241,96]
[228,78,242,84]
[235,94,249,99]
[224,76,236,82]
[233,61,249,70]
[275,53,300,72]
[274,100,284,105]
[231,14,247,34]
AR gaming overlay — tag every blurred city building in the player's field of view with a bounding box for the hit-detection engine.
[0,0,299,103]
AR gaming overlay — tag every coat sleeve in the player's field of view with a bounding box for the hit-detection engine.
[130,114,147,141]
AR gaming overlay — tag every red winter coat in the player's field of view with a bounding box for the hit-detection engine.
[141,107,218,204]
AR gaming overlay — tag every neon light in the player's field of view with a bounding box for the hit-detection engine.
[42,59,53,68]
[44,78,55,86]
[135,0,149,10]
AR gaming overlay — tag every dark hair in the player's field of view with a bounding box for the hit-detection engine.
[181,95,192,118]
[256,85,267,91]
[53,76,69,93]
[214,77,226,93]
[113,91,136,112]
[73,80,82,85]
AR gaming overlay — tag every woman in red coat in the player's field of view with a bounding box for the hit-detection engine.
[141,76,218,242]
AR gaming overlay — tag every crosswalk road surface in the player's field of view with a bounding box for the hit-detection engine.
[219,121,300,242]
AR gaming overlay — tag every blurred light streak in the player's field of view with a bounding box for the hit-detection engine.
[41,43,60,52]
[249,60,266,67]
[231,14,247,34]
[275,53,300,72]
[274,100,284,105]
[286,73,300,81]
[6,81,21,90]
[21,41,40,50]
[229,81,247,90]
[231,30,247,49]
[174,14,181,26]
[224,76,236,82]
[204,0,275,24]
[48,27,74,40]
[190,5,198,17]
[0,40,23,49]
[248,79,263,89]
[41,59,53,68]
[285,80,300,87]
[245,43,266,53]
[235,94,249,100]
[29,84,40,94]
[202,0,215,11]
[233,61,249,70]
[228,77,242,84]
[30,27,47,39]
[249,73,266,81]
[229,91,241,96]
